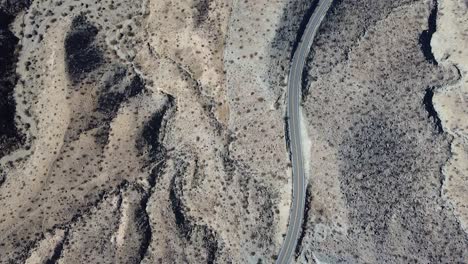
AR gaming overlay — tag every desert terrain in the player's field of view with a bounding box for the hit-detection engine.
[0,0,466,263]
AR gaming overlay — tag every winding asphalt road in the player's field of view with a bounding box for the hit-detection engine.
[276,1,332,263]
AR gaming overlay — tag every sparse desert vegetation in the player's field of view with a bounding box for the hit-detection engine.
[0,0,467,263]
[0,0,297,262]
[298,0,468,262]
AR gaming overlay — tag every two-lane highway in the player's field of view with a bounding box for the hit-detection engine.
[276,1,332,263]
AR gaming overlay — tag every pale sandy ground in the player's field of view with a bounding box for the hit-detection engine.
[276,169,293,246]
[144,0,231,124]
[223,0,296,260]
[0,0,299,262]
[300,110,312,182]
[432,0,468,233]
[297,112,349,263]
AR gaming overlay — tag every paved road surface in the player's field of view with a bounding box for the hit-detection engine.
[276,1,332,263]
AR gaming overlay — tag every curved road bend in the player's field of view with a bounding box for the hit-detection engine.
[276,0,333,263]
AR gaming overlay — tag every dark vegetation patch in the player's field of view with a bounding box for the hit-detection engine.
[65,15,103,82]
[327,0,344,14]
[102,67,127,91]
[93,127,110,146]
[301,63,310,98]
[300,0,343,98]
[132,181,158,262]
[136,95,174,162]
[0,2,30,159]
[169,158,219,262]
[0,0,31,16]
[193,0,210,27]
[295,185,312,257]
[418,0,438,65]
[138,108,165,158]
[201,225,218,264]
[267,0,324,98]
[283,116,291,159]
[221,154,235,182]
[270,0,320,61]
[339,115,419,239]
[339,113,468,262]
[134,97,174,261]
[136,185,155,262]
[170,161,192,238]
[423,87,443,133]
[3,187,111,263]
[93,74,145,145]
[302,0,467,261]
[0,171,5,186]
[303,0,415,96]
[97,75,144,116]
[45,230,69,264]
[254,184,276,249]
[0,19,23,156]
[290,0,320,60]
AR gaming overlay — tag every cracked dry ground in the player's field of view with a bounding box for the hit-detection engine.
[1,0,468,263]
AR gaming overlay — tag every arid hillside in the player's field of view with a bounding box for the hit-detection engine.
[0,0,467,263]
[0,0,301,262]
[298,0,468,263]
